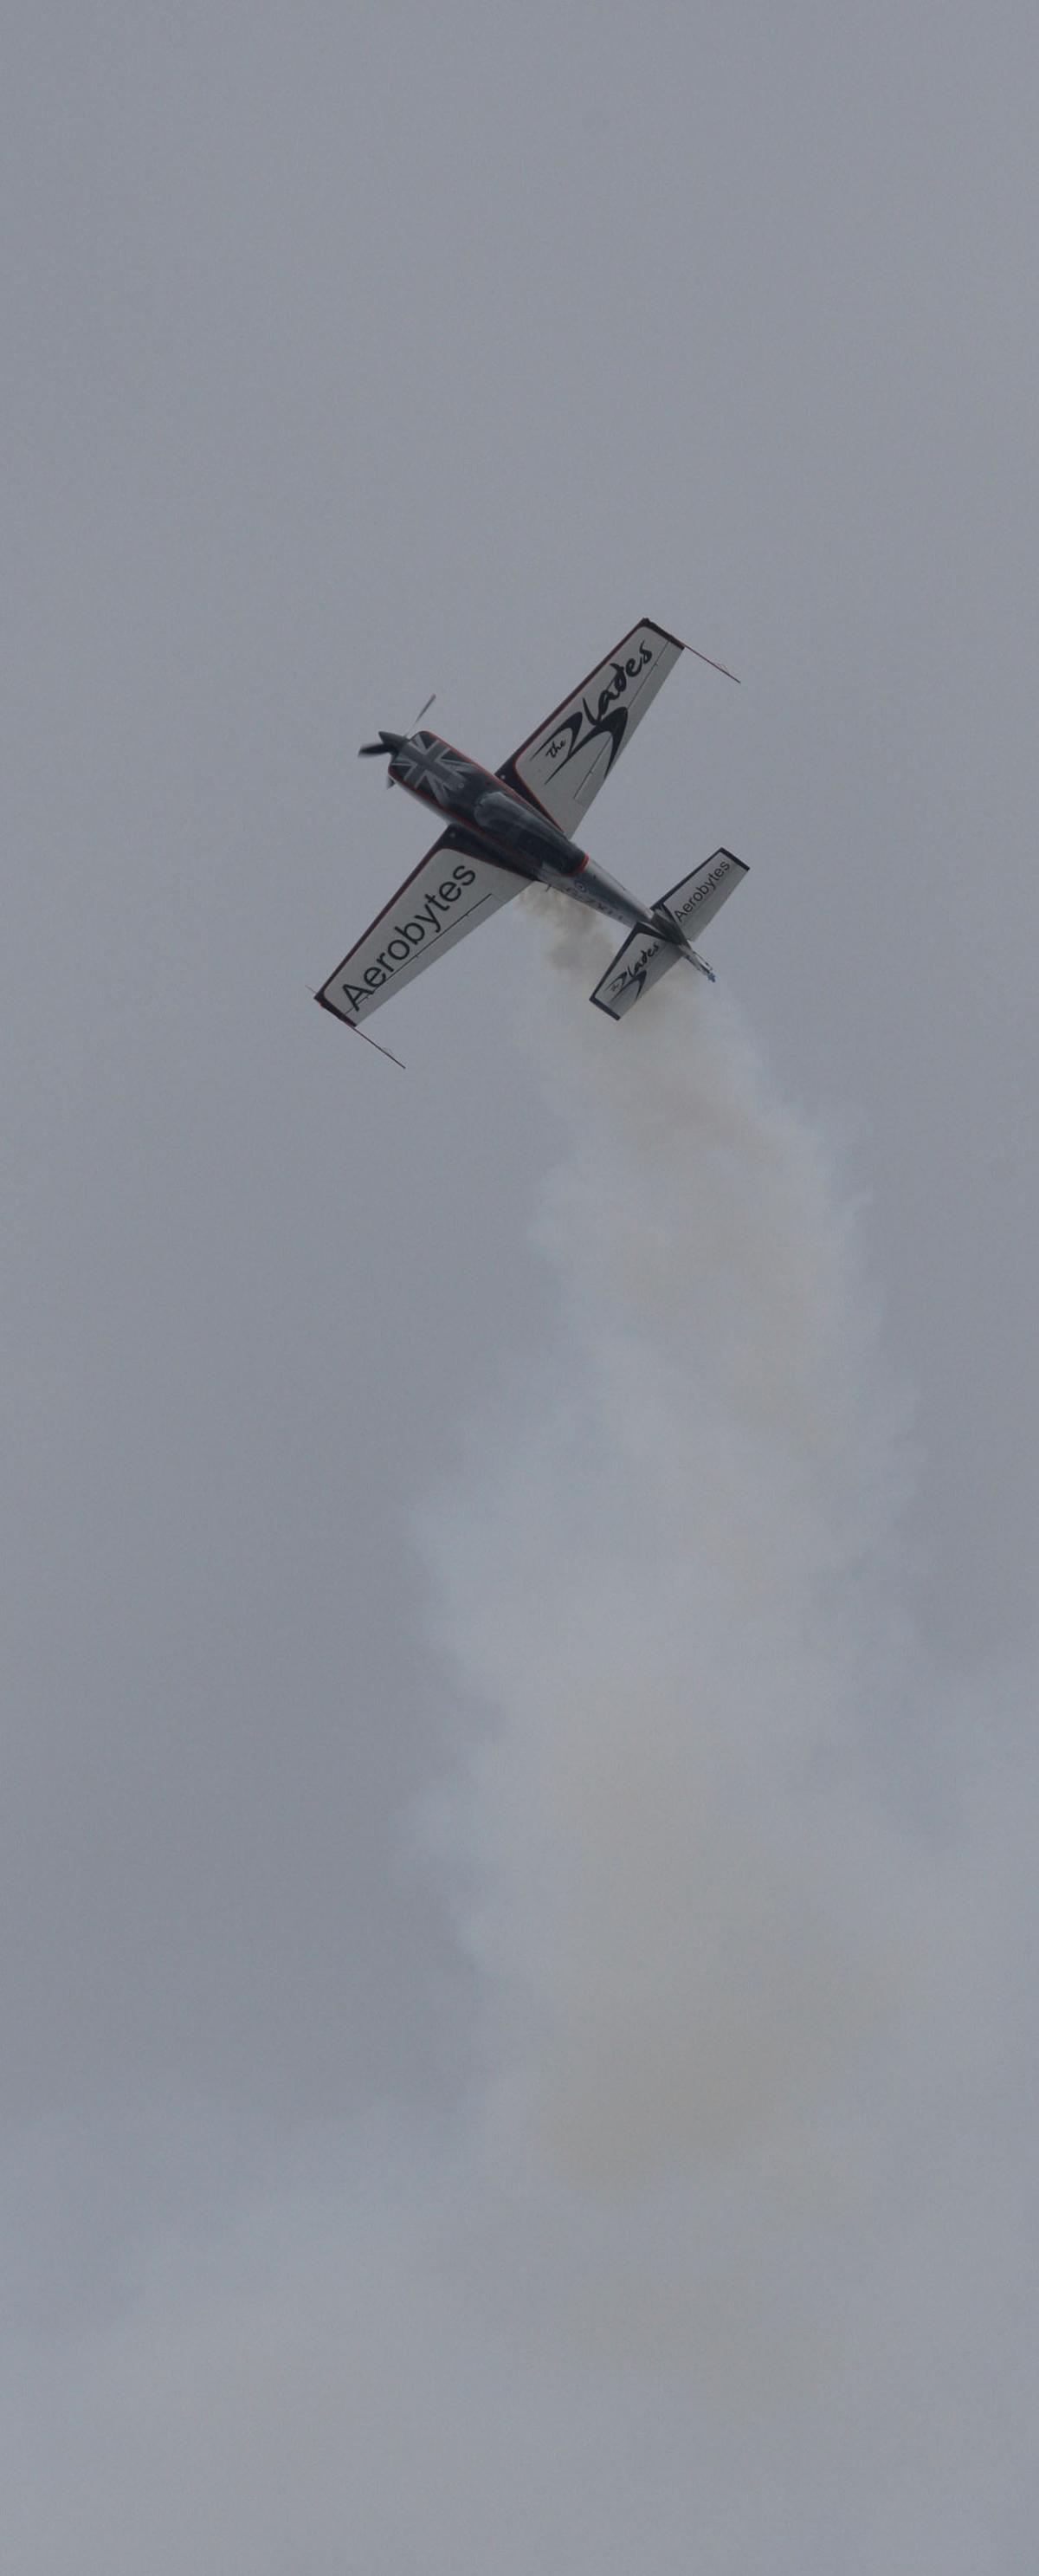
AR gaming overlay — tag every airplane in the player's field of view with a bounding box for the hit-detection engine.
[315,618,747,1054]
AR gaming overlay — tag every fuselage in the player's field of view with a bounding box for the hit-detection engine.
[384,730,677,945]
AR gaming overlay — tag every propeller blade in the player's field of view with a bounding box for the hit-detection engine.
[383,694,436,786]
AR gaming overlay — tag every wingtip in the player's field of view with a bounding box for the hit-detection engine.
[682,642,740,684]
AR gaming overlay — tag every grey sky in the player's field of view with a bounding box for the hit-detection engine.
[3,2,1038,2566]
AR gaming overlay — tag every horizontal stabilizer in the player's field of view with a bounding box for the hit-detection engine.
[590,847,746,1021]
[657,846,748,942]
[589,923,685,1019]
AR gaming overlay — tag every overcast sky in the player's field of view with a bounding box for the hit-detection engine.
[3,3,1038,2567]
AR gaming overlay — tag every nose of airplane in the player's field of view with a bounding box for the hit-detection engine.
[358,730,404,759]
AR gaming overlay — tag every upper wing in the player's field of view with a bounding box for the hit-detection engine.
[316,830,524,1027]
[498,617,686,838]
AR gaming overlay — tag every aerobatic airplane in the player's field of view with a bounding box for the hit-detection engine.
[316,618,747,1052]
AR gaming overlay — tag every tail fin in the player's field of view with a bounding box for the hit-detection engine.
[589,848,747,1021]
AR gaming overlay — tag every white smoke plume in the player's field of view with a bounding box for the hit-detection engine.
[7,938,1036,2573]
[429,916,917,2189]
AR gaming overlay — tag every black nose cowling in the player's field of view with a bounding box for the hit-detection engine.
[358,729,405,759]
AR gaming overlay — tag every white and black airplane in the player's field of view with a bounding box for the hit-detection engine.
[316,618,747,1050]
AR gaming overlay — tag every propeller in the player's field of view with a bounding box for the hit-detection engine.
[358,696,436,785]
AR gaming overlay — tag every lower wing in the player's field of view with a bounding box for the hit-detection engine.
[316,832,525,1028]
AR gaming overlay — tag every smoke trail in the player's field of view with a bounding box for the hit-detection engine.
[427,935,916,2191]
[11,935,1037,2575]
